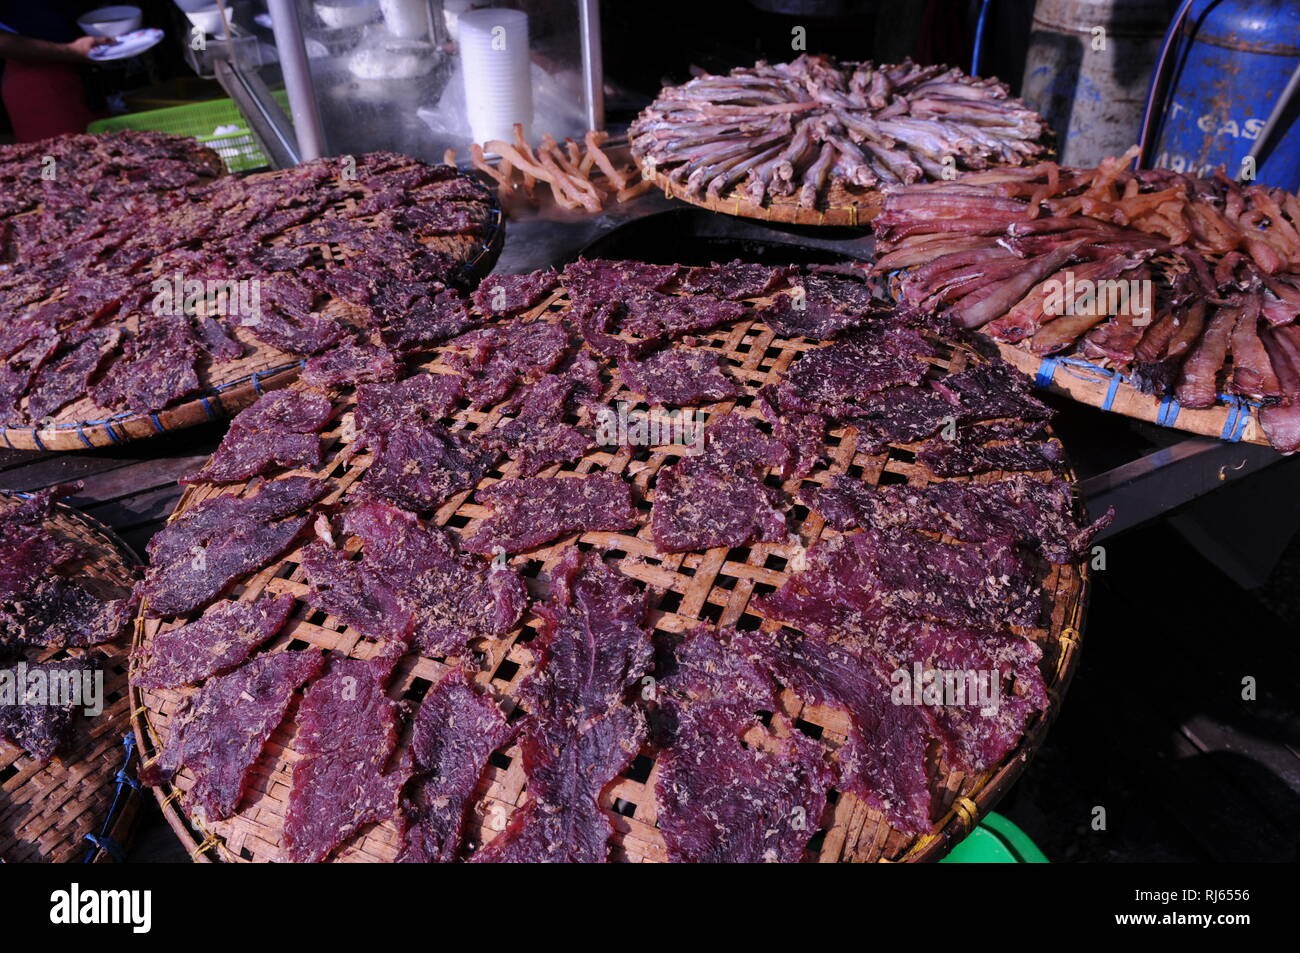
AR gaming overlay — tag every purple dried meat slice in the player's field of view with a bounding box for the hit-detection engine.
[358,419,498,512]
[735,627,935,833]
[133,592,297,690]
[619,292,747,341]
[700,413,787,471]
[0,658,95,762]
[24,327,121,423]
[252,277,350,355]
[284,649,412,862]
[521,547,652,722]
[562,259,680,302]
[483,354,605,477]
[444,320,569,409]
[773,326,932,417]
[619,346,739,406]
[377,284,476,353]
[755,528,1041,631]
[474,549,652,863]
[301,503,526,652]
[674,261,791,300]
[138,651,324,822]
[651,457,786,553]
[933,361,1052,422]
[473,706,644,863]
[195,316,245,361]
[843,384,958,451]
[472,269,560,317]
[397,668,513,863]
[354,373,462,438]
[232,388,335,434]
[465,473,639,555]
[655,627,831,862]
[140,478,328,619]
[757,291,871,340]
[917,428,1066,477]
[0,576,126,650]
[300,340,400,389]
[91,313,199,415]
[803,474,1113,563]
[182,427,322,485]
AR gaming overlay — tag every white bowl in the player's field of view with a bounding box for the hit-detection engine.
[316,0,379,29]
[77,5,143,37]
[175,2,231,36]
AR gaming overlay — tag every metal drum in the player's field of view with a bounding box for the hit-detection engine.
[1022,0,1178,166]
[1150,0,1300,189]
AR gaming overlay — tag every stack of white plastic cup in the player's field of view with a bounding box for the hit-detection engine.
[459,8,532,146]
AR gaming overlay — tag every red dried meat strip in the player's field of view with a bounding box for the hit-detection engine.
[397,668,513,863]
[252,277,350,355]
[138,651,324,822]
[1,576,127,650]
[133,592,297,690]
[24,327,121,422]
[475,549,651,862]
[472,269,560,317]
[181,389,333,485]
[140,478,328,619]
[444,320,569,409]
[482,353,604,477]
[755,527,1042,631]
[673,260,791,300]
[802,473,1113,563]
[734,627,936,833]
[619,292,748,341]
[651,456,787,553]
[465,473,640,555]
[90,312,200,415]
[655,627,831,862]
[377,284,477,353]
[0,657,96,762]
[700,413,787,471]
[357,418,498,513]
[757,290,872,339]
[562,259,681,301]
[300,339,400,390]
[284,649,412,862]
[354,373,462,437]
[301,502,526,654]
[619,346,740,406]
[917,425,1066,477]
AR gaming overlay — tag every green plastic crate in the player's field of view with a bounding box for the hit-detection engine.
[88,93,289,173]
[940,811,1050,863]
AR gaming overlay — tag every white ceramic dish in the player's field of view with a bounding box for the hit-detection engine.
[78,5,143,37]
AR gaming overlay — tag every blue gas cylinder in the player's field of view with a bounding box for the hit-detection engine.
[1151,0,1300,189]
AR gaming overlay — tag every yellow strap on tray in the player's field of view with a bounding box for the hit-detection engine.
[191,832,221,858]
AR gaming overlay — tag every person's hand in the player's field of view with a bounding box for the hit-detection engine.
[65,36,112,61]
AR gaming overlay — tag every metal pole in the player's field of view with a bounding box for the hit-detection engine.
[267,0,327,160]
[579,0,605,132]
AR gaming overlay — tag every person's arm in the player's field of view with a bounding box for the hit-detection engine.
[0,33,107,64]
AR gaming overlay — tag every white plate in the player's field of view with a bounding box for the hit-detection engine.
[88,28,164,61]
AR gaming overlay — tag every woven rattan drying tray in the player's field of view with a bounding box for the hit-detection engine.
[0,168,502,453]
[0,497,141,863]
[132,286,1089,863]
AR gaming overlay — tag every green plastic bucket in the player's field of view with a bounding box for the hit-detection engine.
[940,812,1050,863]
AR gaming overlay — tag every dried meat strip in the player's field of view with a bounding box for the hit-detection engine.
[654,626,831,862]
[475,549,652,863]
[0,576,127,651]
[140,478,328,619]
[472,269,560,317]
[619,346,740,406]
[802,473,1113,563]
[302,502,526,654]
[444,320,569,409]
[651,456,787,553]
[24,327,121,423]
[734,627,935,833]
[283,648,412,862]
[182,389,334,485]
[300,339,401,390]
[354,373,462,437]
[673,261,791,300]
[357,418,498,513]
[138,651,324,822]
[0,657,97,762]
[377,284,477,353]
[465,473,640,555]
[397,668,512,862]
[132,592,297,690]
[755,527,1042,631]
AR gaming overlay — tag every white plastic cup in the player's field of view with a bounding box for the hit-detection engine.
[459,8,532,145]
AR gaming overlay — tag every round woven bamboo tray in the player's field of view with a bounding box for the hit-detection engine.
[0,496,141,863]
[646,167,882,228]
[0,170,503,453]
[132,287,1089,863]
[994,343,1269,447]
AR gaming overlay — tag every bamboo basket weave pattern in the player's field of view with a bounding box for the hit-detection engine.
[0,169,503,453]
[0,499,140,863]
[132,288,1088,863]
[647,167,882,228]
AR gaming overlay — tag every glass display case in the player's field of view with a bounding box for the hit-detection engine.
[195,0,603,166]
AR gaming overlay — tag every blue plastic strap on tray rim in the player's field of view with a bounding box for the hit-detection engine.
[150,413,164,434]
[1156,394,1181,427]
[1101,373,1121,411]
[83,733,138,864]
[1034,356,1060,388]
